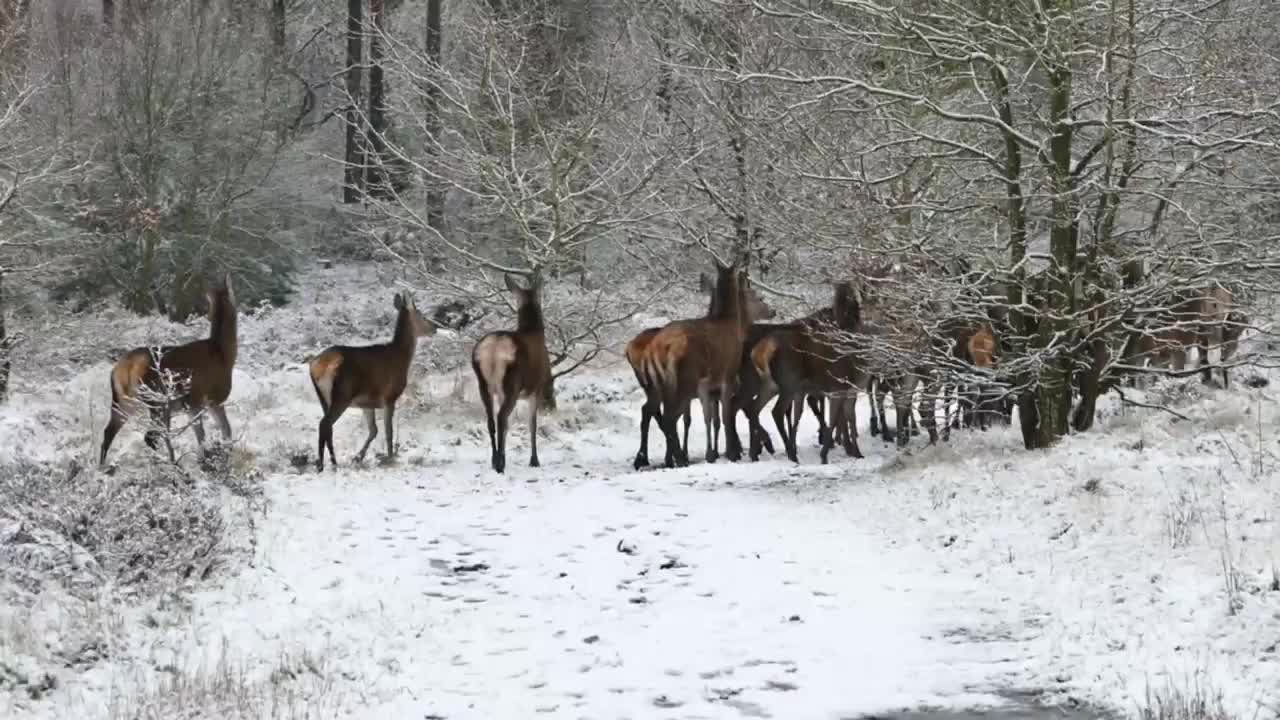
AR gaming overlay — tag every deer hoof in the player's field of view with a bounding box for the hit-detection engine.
[633,455,649,471]
[529,456,540,468]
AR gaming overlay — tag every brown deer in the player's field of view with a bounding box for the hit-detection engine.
[473,273,555,474]
[642,261,755,467]
[941,321,999,436]
[749,282,868,464]
[309,291,437,471]
[99,274,238,466]
[628,273,774,470]
[1124,285,1242,388]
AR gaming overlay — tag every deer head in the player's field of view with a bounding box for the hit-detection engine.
[394,291,437,338]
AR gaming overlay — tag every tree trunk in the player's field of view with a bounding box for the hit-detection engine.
[723,4,751,263]
[1035,57,1078,449]
[990,62,1040,450]
[343,0,365,204]
[424,0,445,231]
[271,0,285,54]
[366,0,390,198]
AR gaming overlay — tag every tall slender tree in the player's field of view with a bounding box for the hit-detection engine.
[366,0,390,198]
[343,0,365,203]
[424,0,444,230]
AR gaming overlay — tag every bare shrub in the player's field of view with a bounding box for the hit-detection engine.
[0,458,248,598]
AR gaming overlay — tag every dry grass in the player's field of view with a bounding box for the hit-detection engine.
[106,639,344,720]
[1138,673,1235,720]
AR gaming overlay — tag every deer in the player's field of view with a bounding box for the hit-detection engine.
[473,273,555,474]
[1177,284,1237,387]
[100,273,238,466]
[749,281,868,464]
[940,321,999,436]
[309,291,437,471]
[1123,284,1243,388]
[628,273,774,470]
[642,260,756,467]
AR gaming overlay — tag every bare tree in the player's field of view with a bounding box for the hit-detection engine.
[0,21,58,403]
[738,0,1280,448]
[363,4,673,375]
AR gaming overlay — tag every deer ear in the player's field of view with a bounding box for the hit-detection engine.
[504,273,522,292]
[699,273,713,293]
[394,292,405,310]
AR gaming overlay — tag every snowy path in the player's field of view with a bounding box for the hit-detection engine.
[171,449,1042,720]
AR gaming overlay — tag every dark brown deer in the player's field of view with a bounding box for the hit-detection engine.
[473,273,555,474]
[642,261,755,467]
[309,291,437,471]
[100,274,238,466]
[749,282,867,464]
[628,274,773,470]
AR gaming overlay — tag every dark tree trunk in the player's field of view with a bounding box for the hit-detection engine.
[343,0,365,204]
[424,0,445,231]
[1036,59,1077,448]
[271,0,285,54]
[366,0,390,198]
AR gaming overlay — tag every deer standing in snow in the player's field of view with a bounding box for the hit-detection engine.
[472,274,555,474]
[100,274,238,466]
[628,272,775,469]
[309,291,437,471]
[642,261,757,467]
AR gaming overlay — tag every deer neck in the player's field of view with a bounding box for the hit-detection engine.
[516,299,545,334]
[209,300,238,365]
[390,309,419,363]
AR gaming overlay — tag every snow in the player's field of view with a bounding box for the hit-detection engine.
[3,264,1279,719]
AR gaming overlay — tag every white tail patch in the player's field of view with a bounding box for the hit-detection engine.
[476,335,518,405]
[309,352,343,408]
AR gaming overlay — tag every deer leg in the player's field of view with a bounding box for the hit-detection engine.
[786,394,805,463]
[697,385,719,463]
[770,393,794,462]
[845,394,864,459]
[875,380,893,443]
[353,409,378,463]
[747,382,777,461]
[922,377,940,445]
[723,379,743,462]
[681,405,692,460]
[190,407,207,456]
[528,396,541,468]
[209,404,232,442]
[893,378,915,450]
[493,379,519,474]
[100,410,126,467]
[808,395,825,448]
[384,405,396,460]
[317,397,350,472]
[868,380,880,437]
[475,372,499,470]
[635,387,658,470]
[818,395,836,465]
[710,392,723,457]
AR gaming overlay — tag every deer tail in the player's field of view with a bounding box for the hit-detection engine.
[752,335,779,387]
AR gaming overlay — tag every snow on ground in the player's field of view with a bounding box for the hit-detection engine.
[2,264,1279,719]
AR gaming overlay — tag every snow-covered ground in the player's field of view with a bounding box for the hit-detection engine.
[2,264,1279,720]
